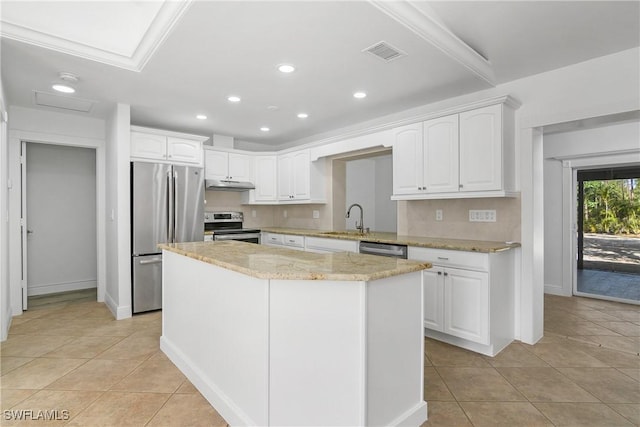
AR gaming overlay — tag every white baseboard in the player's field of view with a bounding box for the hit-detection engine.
[544,283,571,296]
[27,280,96,296]
[1,303,12,342]
[104,291,132,320]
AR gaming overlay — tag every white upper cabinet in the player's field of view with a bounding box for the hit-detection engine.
[278,150,311,200]
[391,97,518,200]
[392,123,424,195]
[204,149,253,182]
[243,155,278,203]
[424,115,460,193]
[131,127,206,166]
[459,104,502,192]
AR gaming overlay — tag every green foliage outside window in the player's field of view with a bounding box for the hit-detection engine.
[583,179,640,235]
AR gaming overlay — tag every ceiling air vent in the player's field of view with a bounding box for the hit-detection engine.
[363,41,406,62]
[33,91,95,113]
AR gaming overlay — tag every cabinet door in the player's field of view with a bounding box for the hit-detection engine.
[392,123,424,195]
[291,150,310,200]
[277,154,293,200]
[228,152,252,181]
[167,137,203,165]
[423,268,444,332]
[443,268,489,344]
[423,115,459,193]
[254,156,278,201]
[131,132,167,161]
[459,104,502,192]
[204,150,229,180]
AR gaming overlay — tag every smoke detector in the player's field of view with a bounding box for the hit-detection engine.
[52,72,79,93]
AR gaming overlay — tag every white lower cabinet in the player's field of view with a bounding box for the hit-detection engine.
[304,237,358,254]
[262,232,305,250]
[409,246,513,356]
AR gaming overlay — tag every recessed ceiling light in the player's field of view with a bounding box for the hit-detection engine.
[260,127,270,132]
[227,95,241,103]
[196,114,207,120]
[277,64,295,73]
[297,113,309,119]
[267,105,279,111]
[353,91,367,99]
[52,84,75,93]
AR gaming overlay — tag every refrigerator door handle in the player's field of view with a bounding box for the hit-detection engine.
[138,257,162,265]
[167,170,174,243]
[173,170,178,243]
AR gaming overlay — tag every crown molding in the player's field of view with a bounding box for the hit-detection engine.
[368,0,496,86]
[0,1,192,72]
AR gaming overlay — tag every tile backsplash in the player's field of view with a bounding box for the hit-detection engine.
[397,196,521,242]
[205,190,521,243]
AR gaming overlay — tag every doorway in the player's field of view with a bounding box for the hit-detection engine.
[23,142,97,306]
[575,166,640,303]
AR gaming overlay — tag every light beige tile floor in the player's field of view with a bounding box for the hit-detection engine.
[1,290,638,426]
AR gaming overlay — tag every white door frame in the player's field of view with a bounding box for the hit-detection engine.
[559,153,640,304]
[8,130,106,315]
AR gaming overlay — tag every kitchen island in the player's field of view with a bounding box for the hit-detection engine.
[159,241,431,426]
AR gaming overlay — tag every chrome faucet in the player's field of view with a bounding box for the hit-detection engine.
[346,203,367,234]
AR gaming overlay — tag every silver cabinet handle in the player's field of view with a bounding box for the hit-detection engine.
[27,229,34,234]
[437,257,449,260]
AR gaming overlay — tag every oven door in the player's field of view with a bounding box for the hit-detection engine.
[213,232,261,244]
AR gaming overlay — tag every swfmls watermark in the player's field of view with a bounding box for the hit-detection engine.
[3,409,70,421]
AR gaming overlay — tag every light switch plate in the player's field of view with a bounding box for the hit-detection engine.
[252,209,257,218]
[313,210,320,219]
[283,210,288,218]
[435,209,443,221]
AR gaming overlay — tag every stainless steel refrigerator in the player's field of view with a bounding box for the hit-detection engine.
[131,162,204,313]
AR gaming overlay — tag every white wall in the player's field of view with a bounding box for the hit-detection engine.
[0,76,10,341]
[345,154,396,232]
[543,120,640,296]
[7,106,106,317]
[104,103,131,319]
[25,144,97,295]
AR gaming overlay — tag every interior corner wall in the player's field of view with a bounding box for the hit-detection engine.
[105,103,131,320]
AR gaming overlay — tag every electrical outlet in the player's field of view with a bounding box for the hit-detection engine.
[435,209,443,221]
[252,209,257,218]
[313,210,320,219]
[469,210,497,222]
[283,210,288,218]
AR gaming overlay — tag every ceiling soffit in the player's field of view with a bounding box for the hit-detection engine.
[0,1,192,72]
[368,0,496,86]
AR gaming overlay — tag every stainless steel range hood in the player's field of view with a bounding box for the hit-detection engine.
[205,179,255,191]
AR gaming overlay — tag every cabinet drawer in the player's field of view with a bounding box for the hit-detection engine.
[408,247,488,271]
[283,234,305,248]
[263,233,284,245]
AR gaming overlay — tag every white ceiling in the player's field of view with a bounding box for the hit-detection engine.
[1,1,639,149]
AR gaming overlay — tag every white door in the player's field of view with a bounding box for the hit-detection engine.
[443,268,489,344]
[23,143,97,301]
[422,268,444,331]
[20,142,28,309]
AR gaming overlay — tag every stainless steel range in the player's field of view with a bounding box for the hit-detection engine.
[204,211,261,244]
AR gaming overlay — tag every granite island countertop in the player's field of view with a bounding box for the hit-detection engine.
[261,227,520,253]
[159,240,431,281]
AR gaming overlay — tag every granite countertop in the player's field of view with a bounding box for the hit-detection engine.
[261,227,520,253]
[159,241,431,281]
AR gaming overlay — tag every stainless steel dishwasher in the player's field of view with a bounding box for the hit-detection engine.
[359,241,408,259]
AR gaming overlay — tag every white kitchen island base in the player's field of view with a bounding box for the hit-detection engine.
[160,246,428,426]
